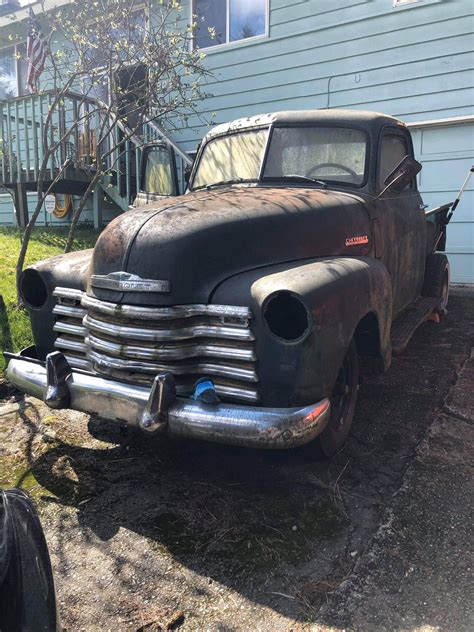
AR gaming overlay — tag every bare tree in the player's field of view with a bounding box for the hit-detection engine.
[12,0,210,301]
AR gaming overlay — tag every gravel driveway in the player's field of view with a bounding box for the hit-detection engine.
[1,287,472,631]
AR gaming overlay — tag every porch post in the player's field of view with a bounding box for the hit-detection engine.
[13,183,29,228]
[92,186,102,229]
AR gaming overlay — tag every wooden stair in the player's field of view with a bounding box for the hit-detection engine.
[391,296,440,354]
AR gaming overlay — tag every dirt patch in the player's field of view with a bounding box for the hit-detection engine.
[1,289,473,630]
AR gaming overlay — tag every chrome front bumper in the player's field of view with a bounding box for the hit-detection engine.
[5,351,330,449]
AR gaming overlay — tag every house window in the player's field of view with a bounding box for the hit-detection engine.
[0,45,28,100]
[193,0,267,49]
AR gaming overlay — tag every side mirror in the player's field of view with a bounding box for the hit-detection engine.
[378,155,422,198]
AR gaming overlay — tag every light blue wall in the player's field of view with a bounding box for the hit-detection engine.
[170,0,474,283]
[0,191,120,227]
[0,192,95,227]
[173,0,473,148]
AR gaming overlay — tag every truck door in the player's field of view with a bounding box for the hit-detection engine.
[375,127,426,316]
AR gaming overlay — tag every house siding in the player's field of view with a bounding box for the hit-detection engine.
[0,192,118,227]
[175,0,473,142]
[171,0,473,282]
[0,192,95,227]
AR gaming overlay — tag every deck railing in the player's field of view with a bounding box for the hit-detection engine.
[0,90,191,207]
[0,90,100,185]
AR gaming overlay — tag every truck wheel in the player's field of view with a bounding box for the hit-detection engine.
[422,253,450,314]
[318,339,359,458]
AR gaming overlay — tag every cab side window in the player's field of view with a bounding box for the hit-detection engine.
[379,133,412,190]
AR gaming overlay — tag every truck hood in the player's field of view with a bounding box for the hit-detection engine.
[90,186,372,305]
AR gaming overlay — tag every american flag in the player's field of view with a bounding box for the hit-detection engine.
[26,7,48,93]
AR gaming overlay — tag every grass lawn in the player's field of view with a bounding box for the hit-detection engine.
[0,226,99,371]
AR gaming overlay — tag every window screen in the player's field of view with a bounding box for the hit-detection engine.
[194,0,226,48]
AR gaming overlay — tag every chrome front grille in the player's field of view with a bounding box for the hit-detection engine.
[52,287,258,403]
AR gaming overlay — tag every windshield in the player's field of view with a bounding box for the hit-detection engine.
[191,129,269,190]
[191,125,367,190]
[264,127,367,186]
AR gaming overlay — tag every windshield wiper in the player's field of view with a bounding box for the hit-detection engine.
[262,174,327,188]
[206,178,244,190]
[192,178,252,191]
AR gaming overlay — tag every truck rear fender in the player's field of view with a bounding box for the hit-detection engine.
[212,256,392,407]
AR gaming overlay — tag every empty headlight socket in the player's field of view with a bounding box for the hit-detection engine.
[263,290,311,343]
[19,269,49,309]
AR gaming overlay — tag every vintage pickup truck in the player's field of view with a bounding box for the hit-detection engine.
[5,110,454,456]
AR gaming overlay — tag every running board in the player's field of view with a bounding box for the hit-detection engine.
[391,296,440,354]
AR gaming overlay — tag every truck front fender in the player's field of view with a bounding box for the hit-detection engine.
[19,249,93,360]
[212,257,392,407]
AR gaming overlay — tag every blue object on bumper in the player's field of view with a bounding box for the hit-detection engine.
[192,377,220,404]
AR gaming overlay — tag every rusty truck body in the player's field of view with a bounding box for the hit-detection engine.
[5,109,453,456]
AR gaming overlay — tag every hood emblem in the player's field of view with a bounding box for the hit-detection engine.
[345,235,369,247]
[91,272,171,293]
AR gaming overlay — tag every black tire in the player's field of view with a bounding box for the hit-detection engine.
[0,489,58,631]
[317,339,359,458]
[422,253,450,313]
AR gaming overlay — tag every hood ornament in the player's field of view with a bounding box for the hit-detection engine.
[91,272,171,293]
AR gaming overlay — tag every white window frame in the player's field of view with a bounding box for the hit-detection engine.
[191,0,269,52]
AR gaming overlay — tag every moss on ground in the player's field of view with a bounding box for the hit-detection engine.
[151,500,347,573]
[0,441,97,505]
[0,453,43,498]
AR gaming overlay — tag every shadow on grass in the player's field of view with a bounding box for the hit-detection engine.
[0,226,100,251]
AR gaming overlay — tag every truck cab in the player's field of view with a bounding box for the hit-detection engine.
[6,109,450,457]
